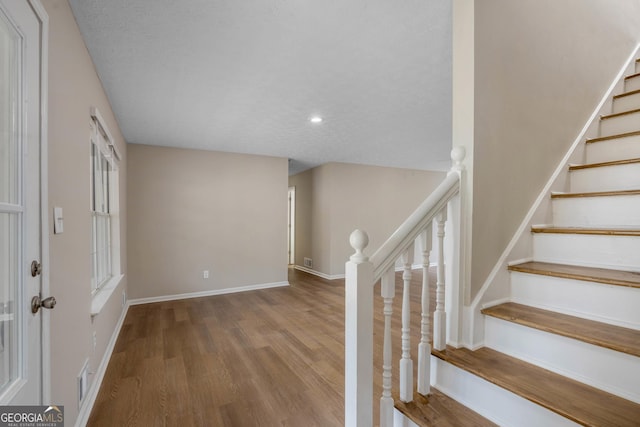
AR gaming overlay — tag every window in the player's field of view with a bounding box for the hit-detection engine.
[89,108,121,303]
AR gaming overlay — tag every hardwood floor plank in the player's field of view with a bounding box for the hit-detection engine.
[164,356,198,427]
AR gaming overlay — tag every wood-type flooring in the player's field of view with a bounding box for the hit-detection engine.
[87,267,493,426]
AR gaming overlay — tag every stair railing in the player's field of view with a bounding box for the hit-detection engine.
[345,147,466,427]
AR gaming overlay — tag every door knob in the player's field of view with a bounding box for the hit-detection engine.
[31,295,56,314]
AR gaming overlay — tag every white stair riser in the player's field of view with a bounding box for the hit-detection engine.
[394,410,420,427]
[599,111,640,137]
[552,195,640,228]
[613,91,640,114]
[626,75,640,92]
[510,271,640,330]
[485,317,640,403]
[636,61,640,74]
[585,134,640,163]
[431,356,579,427]
[533,233,640,272]
[569,162,640,193]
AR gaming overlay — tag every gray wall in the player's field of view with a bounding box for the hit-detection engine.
[45,0,128,423]
[291,163,446,277]
[470,0,640,297]
[127,144,289,299]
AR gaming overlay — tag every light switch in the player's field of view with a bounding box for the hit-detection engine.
[53,207,64,234]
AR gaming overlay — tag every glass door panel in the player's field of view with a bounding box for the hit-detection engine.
[0,213,18,390]
[0,5,21,399]
[0,7,19,204]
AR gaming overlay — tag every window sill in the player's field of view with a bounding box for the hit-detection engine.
[91,274,124,317]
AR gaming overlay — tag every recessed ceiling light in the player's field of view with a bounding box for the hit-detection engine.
[309,116,323,124]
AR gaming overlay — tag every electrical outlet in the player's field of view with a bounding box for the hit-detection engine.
[304,257,313,268]
[122,290,126,307]
[203,270,209,279]
[92,331,97,351]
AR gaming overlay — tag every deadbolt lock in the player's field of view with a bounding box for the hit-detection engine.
[31,260,42,277]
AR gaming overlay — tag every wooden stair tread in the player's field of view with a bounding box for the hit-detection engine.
[551,189,640,198]
[601,107,640,120]
[508,261,640,289]
[586,129,640,143]
[394,389,498,427]
[482,302,640,357]
[569,157,640,170]
[432,346,640,427]
[625,71,640,80]
[614,88,640,99]
[531,226,640,236]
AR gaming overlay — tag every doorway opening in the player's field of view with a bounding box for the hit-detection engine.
[287,187,295,265]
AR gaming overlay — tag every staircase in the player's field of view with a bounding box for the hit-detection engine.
[422,58,640,426]
[344,57,640,427]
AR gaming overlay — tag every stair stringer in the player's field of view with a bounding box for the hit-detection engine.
[462,44,640,349]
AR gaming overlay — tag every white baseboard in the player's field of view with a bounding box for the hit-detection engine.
[128,281,290,305]
[294,265,344,280]
[75,303,130,427]
[507,257,533,267]
[481,297,511,310]
[294,263,433,281]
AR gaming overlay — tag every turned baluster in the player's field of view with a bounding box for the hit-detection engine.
[417,226,433,395]
[433,209,447,351]
[399,247,414,402]
[379,267,396,427]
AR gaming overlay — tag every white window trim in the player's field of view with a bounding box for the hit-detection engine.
[89,107,123,316]
[90,274,124,316]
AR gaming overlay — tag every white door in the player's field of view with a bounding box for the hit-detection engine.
[0,0,46,405]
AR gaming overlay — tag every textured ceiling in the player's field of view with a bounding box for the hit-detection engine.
[69,0,452,174]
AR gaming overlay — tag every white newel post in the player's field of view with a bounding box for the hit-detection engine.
[433,209,447,351]
[399,246,415,402]
[417,226,432,395]
[345,230,374,427]
[379,267,396,427]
